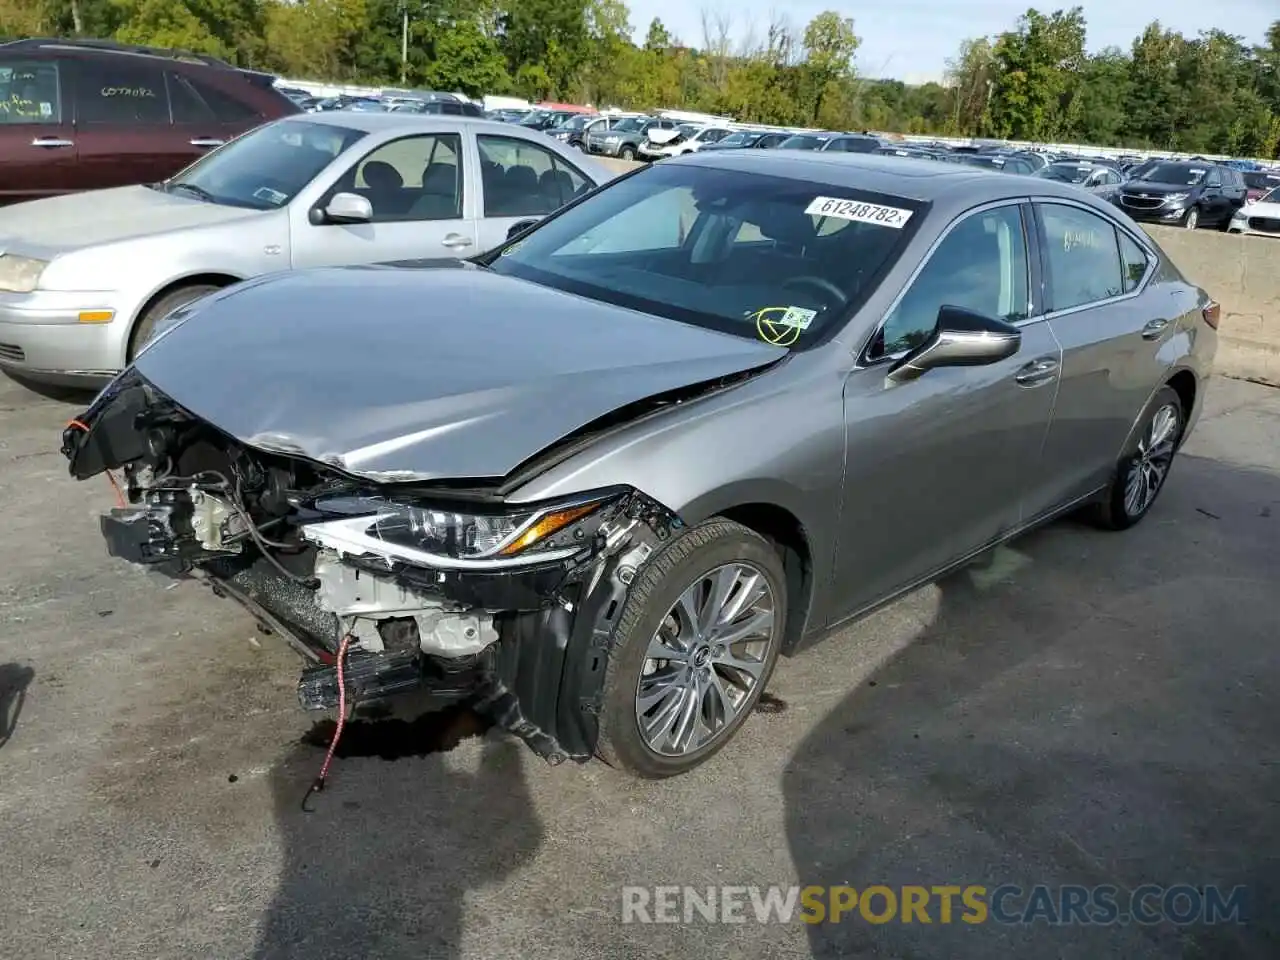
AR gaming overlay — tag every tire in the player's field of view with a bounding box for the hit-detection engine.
[619,144,636,161]
[574,140,586,151]
[1089,385,1184,531]
[1182,207,1199,230]
[128,284,221,362]
[595,518,787,778]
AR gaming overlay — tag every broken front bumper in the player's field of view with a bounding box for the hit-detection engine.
[70,375,682,764]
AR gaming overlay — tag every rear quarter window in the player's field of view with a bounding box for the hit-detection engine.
[189,77,259,122]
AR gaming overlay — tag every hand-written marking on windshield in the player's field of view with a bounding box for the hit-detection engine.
[101,86,156,98]
[804,196,913,228]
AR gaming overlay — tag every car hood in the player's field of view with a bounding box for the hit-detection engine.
[1121,181,1200,196]
[134,265,787,483]
[646,128,681,145]
[0,186,265,258]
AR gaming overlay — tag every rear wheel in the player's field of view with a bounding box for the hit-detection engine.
[1090,386,1184,530]
[128,284,221,361]
[595,518,787,778]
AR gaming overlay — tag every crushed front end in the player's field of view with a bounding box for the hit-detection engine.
[61,371,680,763]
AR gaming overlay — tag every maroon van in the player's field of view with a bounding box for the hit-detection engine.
[0,38,300,205]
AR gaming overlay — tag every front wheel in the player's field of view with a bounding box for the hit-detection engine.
[1089,386,1184,530]
[595,518,787,778]
[619,145,636,161]
[128,284,221,362]
[1182,207,1200,230]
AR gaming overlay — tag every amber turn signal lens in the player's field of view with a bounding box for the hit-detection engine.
[499,503,600,556]
[1202,301,1221,330]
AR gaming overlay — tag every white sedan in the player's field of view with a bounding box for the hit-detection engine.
[1228,186,1280,239]
[0,113,610,387]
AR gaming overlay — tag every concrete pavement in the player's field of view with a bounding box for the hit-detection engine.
[0,373,1275,959]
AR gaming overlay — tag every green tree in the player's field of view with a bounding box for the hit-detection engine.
[987,7,1087,141]
[799,10,859,123]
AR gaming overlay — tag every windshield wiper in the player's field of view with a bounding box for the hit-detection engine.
[167,182,218,203]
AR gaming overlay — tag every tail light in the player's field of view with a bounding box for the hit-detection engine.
[1202,301,1221,330]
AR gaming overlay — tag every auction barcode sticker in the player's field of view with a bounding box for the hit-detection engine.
[805,196,913,228]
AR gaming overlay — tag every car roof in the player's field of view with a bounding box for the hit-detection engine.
[287,112,517,136]
[671,150,1111,215]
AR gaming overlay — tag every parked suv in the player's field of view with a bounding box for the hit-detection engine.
[1115,161,1247,229]
[588,116,677,160]
[0,37,299,205]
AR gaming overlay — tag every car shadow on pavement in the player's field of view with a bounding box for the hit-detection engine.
[783,454,1278,960]
[252,702,542,960]
[0,662,35,751]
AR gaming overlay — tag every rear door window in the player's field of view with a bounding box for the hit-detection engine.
[1039,203,1124,311]
[478,134,590,216]
[73,58,169,124]
[0,60,62,124]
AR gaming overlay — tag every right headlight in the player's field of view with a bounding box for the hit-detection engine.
[303,490,625,568]
[0,254,48,293]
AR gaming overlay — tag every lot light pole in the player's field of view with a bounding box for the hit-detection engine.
[401,3,409,85]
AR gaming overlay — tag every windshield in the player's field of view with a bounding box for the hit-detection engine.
[1036,164,1093,184]
[487,163,925,346]
[1261,187,1280,203]
[611,117,644,133]
[675,124,699,138]
[718,132,750,146]
[779,135,828,150]
[1139,163,1207,186]
[165,119,366,210]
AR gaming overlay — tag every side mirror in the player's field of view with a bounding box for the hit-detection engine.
[506,218,541,240]
[315,192,372,225]
[887,305,1022,384]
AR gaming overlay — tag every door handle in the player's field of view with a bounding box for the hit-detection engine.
[1141,318,1170,340]
[189,138,225,148]
[441,234,474,249]
[31,137,74,148]
[1014,356,1059,386]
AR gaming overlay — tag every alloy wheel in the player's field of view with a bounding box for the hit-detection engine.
[1124,403,1180,517]
[635,562,778,757]
[1184,208,1199,229]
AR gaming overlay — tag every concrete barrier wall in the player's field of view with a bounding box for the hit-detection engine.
[586,158,1279,382]
[1142,227,1280,384]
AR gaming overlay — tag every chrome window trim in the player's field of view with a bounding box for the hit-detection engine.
[855,197,1036,369]
[1035,197,1156,321]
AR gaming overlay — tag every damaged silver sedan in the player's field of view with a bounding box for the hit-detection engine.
[61,152,1216,777]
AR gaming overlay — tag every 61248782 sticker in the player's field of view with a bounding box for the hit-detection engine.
[804,196,914,228]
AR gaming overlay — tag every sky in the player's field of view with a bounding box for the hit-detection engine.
[624,0,1278,85]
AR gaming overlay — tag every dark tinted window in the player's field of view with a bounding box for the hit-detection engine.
[0,59,61,125]
[1005,158,1032,175]
[167,73,215,123]
[1206,168,1223,188]
[876,205,1029,357]
[189,77,258,121]
[1040,203,1123,311]
[1244,172,1280,190]
[828,137,878,153]
[1119,232,1151,294]
[75,58,168,124]
[1140,163,1209,186]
